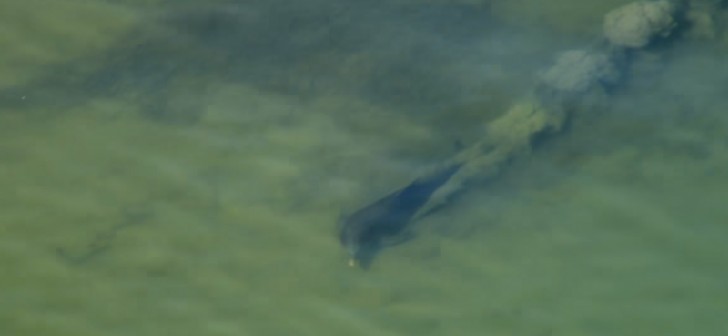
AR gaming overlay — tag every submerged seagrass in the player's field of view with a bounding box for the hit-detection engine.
[338,164,462,268]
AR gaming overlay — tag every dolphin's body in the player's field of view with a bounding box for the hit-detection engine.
[338,164,462,268]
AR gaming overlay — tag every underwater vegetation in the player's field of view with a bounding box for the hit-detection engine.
[0,1,496,123]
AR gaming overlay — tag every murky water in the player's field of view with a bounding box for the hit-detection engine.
[1,0,727,335]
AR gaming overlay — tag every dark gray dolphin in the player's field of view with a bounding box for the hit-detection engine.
[338,163,462,268]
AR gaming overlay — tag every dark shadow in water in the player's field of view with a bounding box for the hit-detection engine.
[56,205,154,266]
[0,1,496,123]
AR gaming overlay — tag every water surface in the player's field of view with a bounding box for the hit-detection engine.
[1,0,727,335]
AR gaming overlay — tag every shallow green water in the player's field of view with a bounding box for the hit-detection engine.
[1,0,727,335]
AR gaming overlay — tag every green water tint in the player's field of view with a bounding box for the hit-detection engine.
[1,0,727,335]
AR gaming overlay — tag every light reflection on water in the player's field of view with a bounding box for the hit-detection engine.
[1,0,727,335]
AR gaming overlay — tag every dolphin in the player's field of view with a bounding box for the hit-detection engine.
[338,163,462,268]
